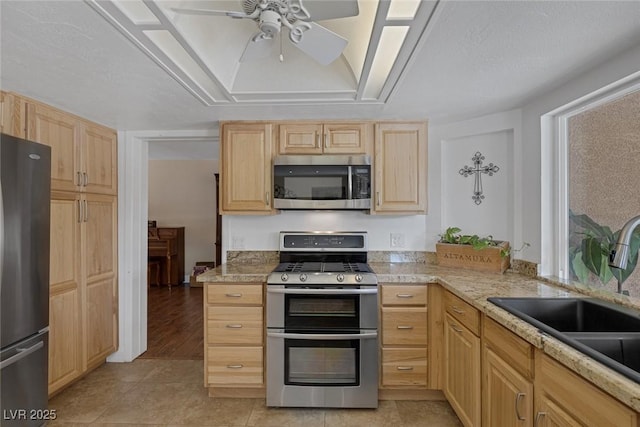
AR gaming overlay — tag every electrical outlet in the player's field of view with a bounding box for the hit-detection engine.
[390,233,405,248]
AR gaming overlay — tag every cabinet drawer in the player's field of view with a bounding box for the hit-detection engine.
[381,284,427,306]
[382,348,427,386]
[207,306,263,344]
[483,317,534,379]
[207,346,263,386]
[207,283,263,305]
[382,307,427,346]
[444,291,480,335]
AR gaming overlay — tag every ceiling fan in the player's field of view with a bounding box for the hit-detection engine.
[171,0,359,65]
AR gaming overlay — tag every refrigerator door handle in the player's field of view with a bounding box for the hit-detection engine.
[0,340,44,369]
[0,174,3,294]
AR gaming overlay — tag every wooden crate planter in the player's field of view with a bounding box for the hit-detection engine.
[436,241,510,273]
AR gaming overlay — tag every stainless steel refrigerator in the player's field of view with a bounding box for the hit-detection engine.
[0,133,51,426]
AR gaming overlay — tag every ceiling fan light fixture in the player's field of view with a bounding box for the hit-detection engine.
[258,10,283,37]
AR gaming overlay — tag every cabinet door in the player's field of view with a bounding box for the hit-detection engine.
[220,123,274,213]
[48,192,83,395]
[444,314,480,427]
[324,122,368,154]
[278,123,323,154]
[83,194,118,367]
[0,91,25,138]
[26,102,80,192]
[81,121,117,195]
[374,122,427,213]
[483,347,533,427]
[535,353,637,427]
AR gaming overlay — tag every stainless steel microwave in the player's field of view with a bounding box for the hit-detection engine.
[273,155,371,210]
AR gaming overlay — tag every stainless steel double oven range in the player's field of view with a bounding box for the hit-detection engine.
[266,231,378,408]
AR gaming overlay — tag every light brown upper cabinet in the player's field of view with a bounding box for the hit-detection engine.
[26,100,117,195]
[373,121,427,214]
[220,122,275,214]
[1,91,26,138]
[278,122,370,155]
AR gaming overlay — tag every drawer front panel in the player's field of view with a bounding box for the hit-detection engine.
[483,317,533,378]
[381,284,427,306]
[207,306,263,344]
[207,346,264,385]
[207,284,263,305]
[382,307,427,346]
[444,291,480,335]
[382,348,428,386]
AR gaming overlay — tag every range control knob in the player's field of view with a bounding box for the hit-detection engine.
[299,273,308,282]
[355,274,363,283]
[336,274,345,282]
[280,273,289,282]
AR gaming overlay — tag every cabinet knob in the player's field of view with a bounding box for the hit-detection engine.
[534,412,546,427]
[515,392,525,421]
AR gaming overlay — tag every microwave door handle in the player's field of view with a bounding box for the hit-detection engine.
[347,166,353,199]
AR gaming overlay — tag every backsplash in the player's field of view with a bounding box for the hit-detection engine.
[225,249,537,277]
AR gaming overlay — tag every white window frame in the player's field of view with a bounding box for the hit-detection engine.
[540,77,640,280]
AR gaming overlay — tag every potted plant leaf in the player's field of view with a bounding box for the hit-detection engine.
[436,227,512,273]
[568,210,640,294]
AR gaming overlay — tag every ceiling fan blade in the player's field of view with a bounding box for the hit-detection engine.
[240,32,277,62]
[298,0,359,21]
[170,7,254,19]
[293,22,347,65]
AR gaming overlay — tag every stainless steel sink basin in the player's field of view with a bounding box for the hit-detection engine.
[488,297,640,383]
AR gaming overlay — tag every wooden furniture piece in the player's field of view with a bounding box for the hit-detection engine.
[380,283,429,390]
[148,227,185,287]
[214,173,222,267]
[443,291,481,427]
[204,282,264,397]
[220,122,275,214]
[482,317,534,427]
[0,90,26,138]
[535,352,637,427]
[11,91,120,397]
[278,122,370,154]
[373,121,427,213]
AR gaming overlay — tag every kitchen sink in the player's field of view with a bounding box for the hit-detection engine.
[487,297,640,383]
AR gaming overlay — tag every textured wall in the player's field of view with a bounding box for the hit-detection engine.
[568,90,640,296]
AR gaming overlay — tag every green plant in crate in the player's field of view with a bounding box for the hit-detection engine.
[439,227,529,258]
[568,210,640,293]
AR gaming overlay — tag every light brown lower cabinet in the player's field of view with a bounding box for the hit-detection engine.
[204,282,264,397]
[482,317,534,427]
[48,191,118,395]
[534,352,638,427]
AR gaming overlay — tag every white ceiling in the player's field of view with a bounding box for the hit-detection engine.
[2,0,640,132]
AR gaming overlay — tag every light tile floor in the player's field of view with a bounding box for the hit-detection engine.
[49,359,462,426]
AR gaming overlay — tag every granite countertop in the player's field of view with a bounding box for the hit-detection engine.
[198,262,640,411]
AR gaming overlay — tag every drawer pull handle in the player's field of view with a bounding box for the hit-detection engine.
[451,306,465,315]
[451,323,463,333]
[515,392,525,421]
[225,293,242,298]
[226,324,243,328]
[534,412,546,427]
[396,294,414,298]
[396,366,414,371]
[397,325,414,330]
[226,364,244,369]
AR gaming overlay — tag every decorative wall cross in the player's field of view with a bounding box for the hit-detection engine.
[459,151,500,205]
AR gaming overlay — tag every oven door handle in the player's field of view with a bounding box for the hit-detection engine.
[267,331,378,340]
[267,288,377,295]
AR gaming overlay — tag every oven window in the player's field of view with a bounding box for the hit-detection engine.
[285,338,359,386]
[285,294,359,329]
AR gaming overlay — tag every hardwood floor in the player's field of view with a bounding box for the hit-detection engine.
[139,284,204,360]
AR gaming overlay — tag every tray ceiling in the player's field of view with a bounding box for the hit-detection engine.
[88,0,438,106]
